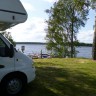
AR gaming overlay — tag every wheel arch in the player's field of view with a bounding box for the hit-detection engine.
[1,71,27,84]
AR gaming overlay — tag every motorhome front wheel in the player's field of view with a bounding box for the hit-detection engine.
[6,78,22,95]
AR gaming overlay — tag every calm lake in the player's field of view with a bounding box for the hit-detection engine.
[16,43,92,58]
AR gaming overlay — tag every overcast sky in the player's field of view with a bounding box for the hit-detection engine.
[8,0,96,43]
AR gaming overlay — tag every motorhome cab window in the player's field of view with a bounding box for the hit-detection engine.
[0,38,7,57]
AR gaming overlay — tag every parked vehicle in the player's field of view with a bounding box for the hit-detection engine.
[0,34,35,95]
[0,0,35,95]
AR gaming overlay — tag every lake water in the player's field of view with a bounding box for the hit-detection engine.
[16,44,92,58]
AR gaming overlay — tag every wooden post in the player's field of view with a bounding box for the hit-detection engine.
[41,50,42,58]
[92,16,96,60]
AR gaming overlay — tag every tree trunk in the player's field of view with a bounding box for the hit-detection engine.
[70,9,74,58]
[92,16,96,60]
[71,22,74,58]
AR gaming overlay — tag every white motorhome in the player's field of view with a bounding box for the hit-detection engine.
[0,0,35,95]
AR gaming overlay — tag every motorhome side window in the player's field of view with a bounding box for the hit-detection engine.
[0,38,8,57]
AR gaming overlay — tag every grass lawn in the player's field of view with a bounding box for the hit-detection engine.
[22,58,96,96]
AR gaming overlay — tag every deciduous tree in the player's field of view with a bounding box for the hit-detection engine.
[46,0,89,58]
[1,31,15,46]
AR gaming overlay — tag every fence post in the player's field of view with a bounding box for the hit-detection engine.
[41,50,42,58]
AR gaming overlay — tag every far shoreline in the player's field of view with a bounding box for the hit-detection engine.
[16,42,92,47]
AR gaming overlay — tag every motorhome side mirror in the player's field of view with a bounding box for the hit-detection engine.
[9,44,14,58]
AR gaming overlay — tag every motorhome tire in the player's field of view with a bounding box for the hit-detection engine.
[1,76,24,96]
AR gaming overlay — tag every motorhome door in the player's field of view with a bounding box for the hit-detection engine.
[0,37,14,81]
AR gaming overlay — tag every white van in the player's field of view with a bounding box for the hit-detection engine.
[0,34,35,95]
[0,0,35,95]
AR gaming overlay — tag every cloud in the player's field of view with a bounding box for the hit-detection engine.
[20,0,36,12]
[43,0,58,3]
[7,19,94,43]
[23,3,35,11]
[77,30,94,43]
[8,18,94,43]
[7,17,47,42]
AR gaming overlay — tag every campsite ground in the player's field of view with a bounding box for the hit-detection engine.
[22,58,96,96]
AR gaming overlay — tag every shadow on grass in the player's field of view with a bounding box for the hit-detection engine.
[21,63,96,96]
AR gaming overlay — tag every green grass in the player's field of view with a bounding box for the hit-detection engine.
[22,58,96,96]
